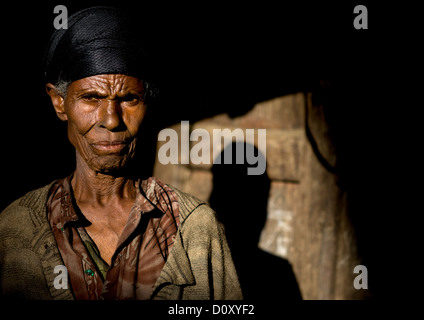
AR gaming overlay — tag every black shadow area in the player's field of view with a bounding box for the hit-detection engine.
[208,142,302,301]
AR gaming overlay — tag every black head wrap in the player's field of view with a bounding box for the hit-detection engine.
[44,6,151,85]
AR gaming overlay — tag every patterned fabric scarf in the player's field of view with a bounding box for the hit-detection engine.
[47,174,180,300]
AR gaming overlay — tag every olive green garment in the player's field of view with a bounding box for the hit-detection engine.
[0,181,243,300]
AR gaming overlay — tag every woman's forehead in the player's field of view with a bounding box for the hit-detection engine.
[70,74,143,93]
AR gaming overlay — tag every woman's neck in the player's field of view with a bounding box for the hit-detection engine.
[71,154,137,207]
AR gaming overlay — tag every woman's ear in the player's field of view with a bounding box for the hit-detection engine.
[46,83,68,121]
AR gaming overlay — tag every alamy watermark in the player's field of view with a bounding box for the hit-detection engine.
[53,265,68,289]
[353,265,368,289]
[53,5,68,30]
[53,263,369,292]
[353,5,368,29]
[157,121,266,176]
[54,4,368,31]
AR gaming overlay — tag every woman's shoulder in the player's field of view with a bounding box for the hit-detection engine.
[169,185,217,222]
[0,181,56,231]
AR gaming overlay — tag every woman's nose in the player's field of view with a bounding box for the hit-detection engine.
[99,100,124,131]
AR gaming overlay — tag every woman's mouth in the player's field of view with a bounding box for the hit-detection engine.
[90,140,129,153]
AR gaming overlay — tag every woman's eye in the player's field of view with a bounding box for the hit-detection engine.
[121,95,141,105]
[81,94,104,102]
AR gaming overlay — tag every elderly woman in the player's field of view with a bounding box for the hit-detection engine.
[0,6,242,300]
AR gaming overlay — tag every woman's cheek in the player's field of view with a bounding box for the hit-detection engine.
[66,112,96,159]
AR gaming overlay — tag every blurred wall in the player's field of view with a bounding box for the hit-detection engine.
[153,91,369,300]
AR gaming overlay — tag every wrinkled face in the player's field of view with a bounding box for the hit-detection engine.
[48,74,147,174]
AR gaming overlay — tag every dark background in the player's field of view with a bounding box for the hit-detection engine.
[1,0,382,207]
[0,0,418,301]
